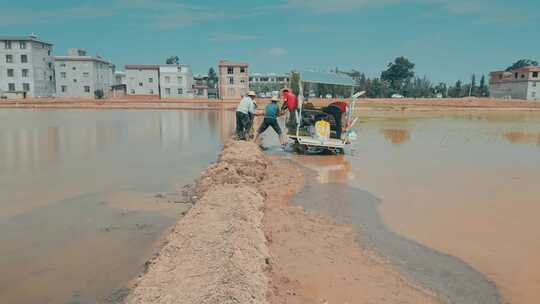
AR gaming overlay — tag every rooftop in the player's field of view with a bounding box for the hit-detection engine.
[0,35,53,46]
[125,64,191,70]
[54,55,112,65]
[491,65,540,74]
[218,60,249,67]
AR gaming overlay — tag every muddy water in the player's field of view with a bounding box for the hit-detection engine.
[0,109,234,304]
[271,111,540,304]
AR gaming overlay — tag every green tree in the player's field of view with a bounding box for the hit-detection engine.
[470,74,477,96]
[434,82,448,97]
[166,56,180,65]
[479,75,488,97]
[506,59,538,71]
[381,56,415,94]
[207,67,218,89]
[290,72,300,96]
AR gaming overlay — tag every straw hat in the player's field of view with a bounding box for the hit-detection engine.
[271,95,280,102]
[247,91,257,97]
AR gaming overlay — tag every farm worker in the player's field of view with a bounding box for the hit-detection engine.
[323,101,348,139]
[254,96,285,146]
[280,88,298,133]
[235,91,257,140]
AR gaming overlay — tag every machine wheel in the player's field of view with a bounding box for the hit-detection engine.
[293,142,307,154]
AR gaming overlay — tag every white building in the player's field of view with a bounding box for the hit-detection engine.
[125,64,193,98]
[159,65,193,98]
[125,64,160,97]
[54,48,114,98]
[0,34,55,98]
[114,71,126,86]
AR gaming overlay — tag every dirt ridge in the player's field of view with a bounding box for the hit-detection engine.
[126,141,271,304]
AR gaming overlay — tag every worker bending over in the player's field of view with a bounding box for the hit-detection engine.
[254,96,285,146]
[235,91,257,140]
[323,101,348,139]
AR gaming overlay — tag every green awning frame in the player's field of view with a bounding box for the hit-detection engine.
[297,70,356,86]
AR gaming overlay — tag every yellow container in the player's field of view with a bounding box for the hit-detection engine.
[315,120,330,141]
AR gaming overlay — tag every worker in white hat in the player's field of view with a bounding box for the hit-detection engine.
[235,91,257,140]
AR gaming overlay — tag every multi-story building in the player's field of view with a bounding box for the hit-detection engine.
[54,48,114,98]
[193,74,209,98]
[125,64,160,97]
[490,66,540,101]
[0,34,55,98]
[159,65,193,98]
[218,60,249,99]
[249,72,290,96]
[114,71,126,86]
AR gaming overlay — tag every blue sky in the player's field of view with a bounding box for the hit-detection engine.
[3,0,539,83]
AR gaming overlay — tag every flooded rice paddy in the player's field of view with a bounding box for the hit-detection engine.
[2,109,540,304]
[278,111,540,304]
[0,109,234,304]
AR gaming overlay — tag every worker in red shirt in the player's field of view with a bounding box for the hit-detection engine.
[323,101,348,139]
[280,88,298,133]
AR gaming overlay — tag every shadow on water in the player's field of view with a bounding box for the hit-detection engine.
[291,164,501,304]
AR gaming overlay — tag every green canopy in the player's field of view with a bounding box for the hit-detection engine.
[297,70,356,86]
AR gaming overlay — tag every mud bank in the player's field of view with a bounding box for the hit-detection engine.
[126,141,271,304]
[126,141,438,303]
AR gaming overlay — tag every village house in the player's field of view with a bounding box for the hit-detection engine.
[218,60,249,99]
[490,66,540,101]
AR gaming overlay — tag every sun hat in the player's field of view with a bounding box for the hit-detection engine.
[247,91,257,97]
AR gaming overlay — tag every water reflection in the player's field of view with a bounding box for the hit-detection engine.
[292,155,352,184]
[381,128,411,146]
[502,131,540,145]
[0,110,235,173]
[0,109,235,304]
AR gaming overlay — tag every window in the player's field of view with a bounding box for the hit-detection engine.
[515,73,518,79]
[178,88,183,95]
[130,89,135,94]
[533,82,537,87]
[240,79,245,84]
[240,67,245,73]
[83,72,89,78]
[20,42,26,49]
[499,74,503,80]
[22,69,29,77]
[165,88,171,95]
[228,77,234,85]
[48,50,51,56]
[60,63,66,68]
[165,76,170,83]
[60,72,66,78]
[227,67,234,74]
[8,83,15,91]
[6,54,13,63]
[139,82,143,87]
[23,83,30,92]
[533,92,536,98]
[533,72,539,78]
[84,86,90,93]
[148,78,153,83]
[61,85,67,92]
[7,69,14,77]
[5,41,11,49]
[73,79,77,83]
[521,74,525,78]
[149,89,154,94]
[177,76,183,84]
[72,67,76,70]
[21,55,28,63]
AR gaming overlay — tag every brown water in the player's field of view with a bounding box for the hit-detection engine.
[272,111,540,304]
[0,109,234,304]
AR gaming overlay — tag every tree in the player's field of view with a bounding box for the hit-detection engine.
[207,67,218,89]
[434,82,447,97]
[290,72,300,96]
[506,59,538,71]
[478,75,488,97]
[470,74,477,96]
[166,56,180,65]
[381,56,415,94]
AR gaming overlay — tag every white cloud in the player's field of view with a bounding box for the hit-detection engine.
[268,48,288,57]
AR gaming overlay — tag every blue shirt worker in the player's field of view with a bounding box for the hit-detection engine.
[254,96,285,146]
[235,91,257,140]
